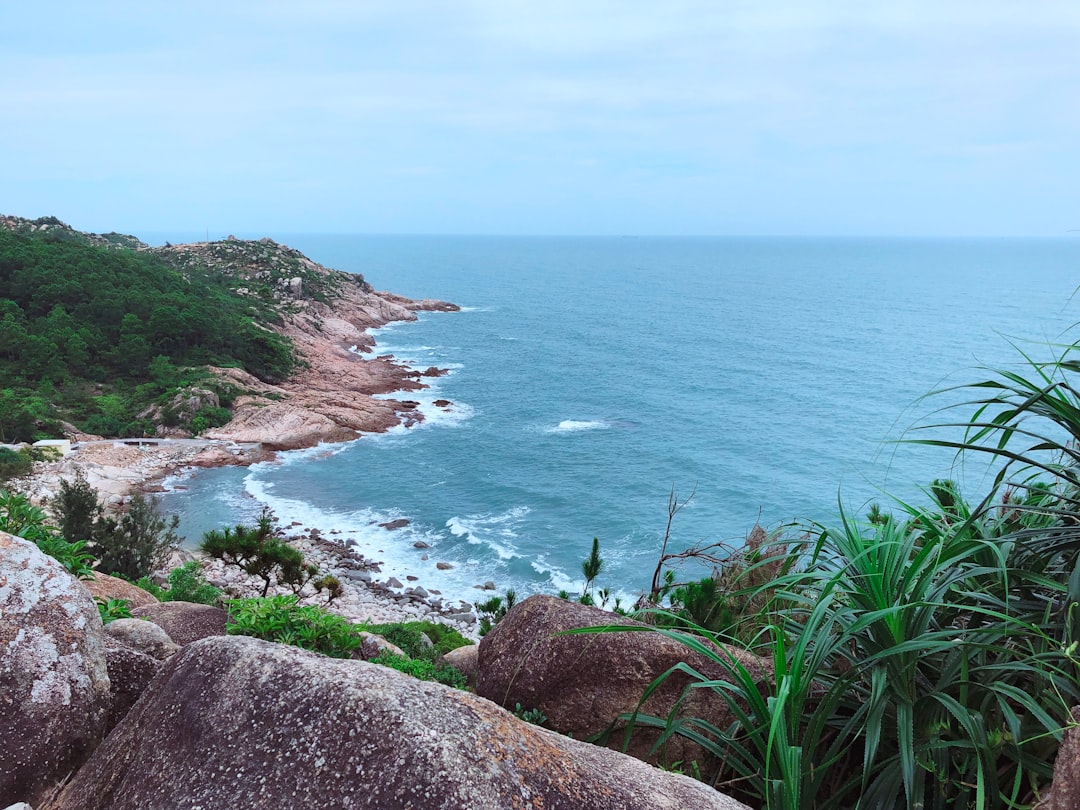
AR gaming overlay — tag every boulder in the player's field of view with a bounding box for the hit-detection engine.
[82,573,158,610]
[0,532,111,807]
[102,636,161,733]
[1042,705,1080,809]
[476,595,770,777]
[50,636,747,810]
[353,631,405,661]
[439,644,479,688]
[130,602,228,646]
[103,618,179,660]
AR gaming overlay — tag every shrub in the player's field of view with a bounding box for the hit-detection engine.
[53,470,102,543]
[226,594,362,658]
[90,493,180,581]
[136,560,221,605]
[369,651,468,689]
[0,447,32,481]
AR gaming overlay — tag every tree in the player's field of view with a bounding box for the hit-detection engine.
[201,511,318,597]
[90,493,180,580]
[53,470,103,544]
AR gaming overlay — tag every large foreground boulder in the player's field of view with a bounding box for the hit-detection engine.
[0,532,111,807]
[130,601,227,645]
[476,595,770,777]
[50,635,748,810]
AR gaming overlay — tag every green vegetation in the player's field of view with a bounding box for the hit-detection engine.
[513,703,548,726]
[0,489,93,578]
[200,512,318,597]
[365,620,471,657]
[370,651,468,689]
[477,588,516,636]
[136,560,222,606]
[582,340,1080,810]
[226,594,364,658]
[86,493,180,581]
[95,597,132,624]
[0,446,32,481]
[0,223,295,440]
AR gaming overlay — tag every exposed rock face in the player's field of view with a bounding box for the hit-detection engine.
[82,573,158,610]
[51,636,747,810]
[1041,705,1080,809]
[130,602,228,646]
[102,636,161,733]
[476,595,770,777]
[0,532,111,807]
[103,618,179,661]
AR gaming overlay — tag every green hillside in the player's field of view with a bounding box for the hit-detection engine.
[0,217,295,441]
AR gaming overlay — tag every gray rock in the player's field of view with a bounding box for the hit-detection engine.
[476,595,771,780]
[385,577,403,589]
[51,636,748,810]
[130,602,228,646]
[439,644,479,689]
[104,619,179,661]
[102,637,161,733]
[436,561,453,570]
[353,632,405,661]
[0,532,111,807]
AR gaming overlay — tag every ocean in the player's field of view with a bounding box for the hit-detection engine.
[153,235,1080,607]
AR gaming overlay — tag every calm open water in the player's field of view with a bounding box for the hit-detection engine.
[153,235,1080,605]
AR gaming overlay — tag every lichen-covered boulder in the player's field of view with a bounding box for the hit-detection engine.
[51,635,749,810]
[103,618,179,661]
[130,601,227,645]
[82,573,158,610]
[102,635,161,733]
[476,595,770,778]
[0,531,111,807]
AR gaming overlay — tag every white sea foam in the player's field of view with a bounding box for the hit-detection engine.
[242,470,483,606]
[545,419,611,434]
[446,506,529,561]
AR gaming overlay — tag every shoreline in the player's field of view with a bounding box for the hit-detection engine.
[9,240,483,635]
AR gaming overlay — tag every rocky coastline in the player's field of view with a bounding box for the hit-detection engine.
[10,233,479,634]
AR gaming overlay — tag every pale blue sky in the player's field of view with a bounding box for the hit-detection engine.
[2,1,1077,236]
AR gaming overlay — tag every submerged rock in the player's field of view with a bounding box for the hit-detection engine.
[51,635,748,810]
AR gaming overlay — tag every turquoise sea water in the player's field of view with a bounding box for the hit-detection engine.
[155,236,1080,605]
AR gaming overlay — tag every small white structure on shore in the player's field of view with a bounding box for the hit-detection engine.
[33,439,72,458]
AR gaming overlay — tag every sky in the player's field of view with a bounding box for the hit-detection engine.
[2,1,1078,237]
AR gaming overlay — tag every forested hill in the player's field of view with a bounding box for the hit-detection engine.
[0,215,332,442]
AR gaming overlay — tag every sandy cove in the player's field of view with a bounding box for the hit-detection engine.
[15,258,482,636]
